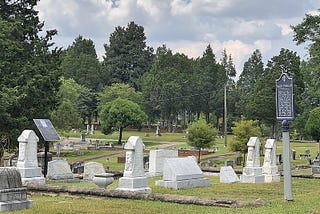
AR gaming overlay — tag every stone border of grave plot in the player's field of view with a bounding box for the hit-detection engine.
[26,184,265,208]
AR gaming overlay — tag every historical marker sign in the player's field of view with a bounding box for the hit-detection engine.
[276,73,294,121]
[33,119,60,141]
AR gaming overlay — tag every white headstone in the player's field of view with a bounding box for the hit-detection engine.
[47,159,74,180]
[16,130,45,184]
[220,166,239,183]
[148,149,178,177]
[83,162,105,181]
[262,139,280,182]
[155,156,210,189]
[240,137,265,183]
[246,137,261,167]
[117,136,151,193]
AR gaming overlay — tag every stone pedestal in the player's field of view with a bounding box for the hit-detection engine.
[93,173,114,189]
[118,177,151,193]
[16,130,45,184]
[240,167,265,183]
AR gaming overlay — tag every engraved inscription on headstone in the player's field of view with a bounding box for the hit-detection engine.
[33,119,60,141]
[276,73,294,120]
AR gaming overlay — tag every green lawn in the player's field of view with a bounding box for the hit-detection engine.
[9,176,320,214]
[4,131,320,213]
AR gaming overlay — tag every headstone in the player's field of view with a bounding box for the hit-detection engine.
[155,156,210,189]
[220,166,239,183]
[225,160,234,168]
[117,136,151,193]
[155,125,161,136]
[16,130,45,184]
[262,139,280,182]
[83,162,105,181]
[0,167,33,212]
[276,154,282,165]
[47,159,74,180]
[240,137,265,183]
[148,149,178,177]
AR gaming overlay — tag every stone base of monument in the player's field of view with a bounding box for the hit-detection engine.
[117,177,152,193]
[156,177,210,189]
[262,166,280,183]
[0,188,33,212]
[264,174,280,183]
[21,176,45,184]
[240,167,265,183]
[18,167,45,184]
[312,165,320,174]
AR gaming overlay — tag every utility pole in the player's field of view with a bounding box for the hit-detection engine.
[224,75,227,148]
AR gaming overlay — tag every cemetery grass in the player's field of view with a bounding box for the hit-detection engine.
[13,176,320,214]
[62,129,187,143]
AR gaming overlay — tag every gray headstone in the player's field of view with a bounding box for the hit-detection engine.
[47,159,74,180]
[83,162,105,181]
[220,166,239,183]
[0,167,33,212]
[148,149,178,177]
[156,156,210,189]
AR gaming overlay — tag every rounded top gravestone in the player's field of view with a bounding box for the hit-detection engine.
[0,167,22,189]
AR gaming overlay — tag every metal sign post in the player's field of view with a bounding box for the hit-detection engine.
[276,73,294,201]
[33,119,60,177]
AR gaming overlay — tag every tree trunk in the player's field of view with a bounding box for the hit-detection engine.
[118,127,123,144]
[0,149,3,167]
[243,152,246,167]
[198,149,201,164]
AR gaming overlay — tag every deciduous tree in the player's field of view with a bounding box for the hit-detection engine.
[186,119,217,163]
[100,98,147,143]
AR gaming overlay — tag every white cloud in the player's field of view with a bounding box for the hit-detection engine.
[35,0,320,79]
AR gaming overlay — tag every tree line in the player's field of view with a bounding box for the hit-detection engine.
[1,1,320,148]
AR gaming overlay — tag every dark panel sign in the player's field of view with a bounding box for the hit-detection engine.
[33,119,60,141]
[276,73,294,121]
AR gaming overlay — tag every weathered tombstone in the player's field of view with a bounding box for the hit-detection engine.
[292,149,296,160]
[16,130,45,184]
[47,159,75,181]
[225,160,234,168]
[148,149,178,177]
[117,136,151,193]
[220,166,239,183]
[155,125,161,136]
[262,139,280,182]
[276,154,282,165]
[240,137,265,183]
[155,156,210,189]
[0,167,33,212]
[83,162,105,181]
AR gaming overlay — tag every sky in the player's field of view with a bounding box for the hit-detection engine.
[35,0,320,79]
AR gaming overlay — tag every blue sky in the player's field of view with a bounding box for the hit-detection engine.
[36,0,320,79]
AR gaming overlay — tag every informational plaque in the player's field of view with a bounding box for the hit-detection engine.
[276,73,294,121]
[33,119,60,141]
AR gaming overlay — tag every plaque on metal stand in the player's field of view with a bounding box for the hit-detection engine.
[33,119,60,177]
[276,73,294,201]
